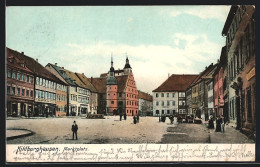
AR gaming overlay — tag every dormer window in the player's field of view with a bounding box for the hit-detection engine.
[21,63,25,67]
[8,57,14,63]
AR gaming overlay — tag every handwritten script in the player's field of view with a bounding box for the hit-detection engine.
[7,144,255,162]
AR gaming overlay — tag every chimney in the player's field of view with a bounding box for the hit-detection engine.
[82,73,84,75]
[21,52,24,55]
[62,67,64,69]
[55,63,57,66]
[168,73,170,78]
[36,58,38,62]
[91,77,93,83]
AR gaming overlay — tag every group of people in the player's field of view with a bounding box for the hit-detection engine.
[159,115,174,124]
[119,113,127,121]
[208,115,226,133]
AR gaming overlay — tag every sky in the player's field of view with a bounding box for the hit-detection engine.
[6,6,231,94]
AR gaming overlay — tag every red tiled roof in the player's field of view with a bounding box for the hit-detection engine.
[91,75,129,94]
[138,90,153,101]
[7,47,66,85]
[116,75,128,92]
[91,78,107,93]
[75,73,98,93]
[153,74,198,92]
[6,49,33,74]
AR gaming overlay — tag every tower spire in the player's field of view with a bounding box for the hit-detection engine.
[111,53,113,67]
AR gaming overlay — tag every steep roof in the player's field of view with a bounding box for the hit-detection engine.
[91,78,107,93]
[138,90,153,102]
[194,64,216,84]
[47,63,76,86]
[116,75,128,92]
[7,48,66,85]
[91,75,129,94]
[75,73,98,93]
[63,68,88,89]
[153,74,198,92]
[6,49,33,74]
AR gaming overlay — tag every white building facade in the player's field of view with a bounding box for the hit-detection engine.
[153,91,178,116]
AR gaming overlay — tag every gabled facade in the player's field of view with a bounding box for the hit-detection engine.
[6,48,34,117]
[152,74,198,116]
[75,73,98,114]
[91,57,138,116]
[190,64,215,120]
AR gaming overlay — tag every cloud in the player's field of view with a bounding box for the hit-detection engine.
[169,6,230,22]
[60,33,222,94]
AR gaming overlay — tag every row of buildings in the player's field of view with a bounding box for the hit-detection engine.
[6,48,152,117]
[153,5,255,135]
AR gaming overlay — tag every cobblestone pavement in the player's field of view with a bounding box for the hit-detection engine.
[161,122,254,143]
[6,116,175,144]
[6,117,254,144]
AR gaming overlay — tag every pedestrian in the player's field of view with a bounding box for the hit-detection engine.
[215,116,221,132]
[170,115,174,124]
[208,115,214,129]
[137,115,139,123]
[120,114,122,121]
[133,116,137,124]
[124,113,127,120]
[71,120,78,140]
[221,115,225,133]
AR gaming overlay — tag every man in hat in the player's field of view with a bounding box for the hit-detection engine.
[71,120,78,140]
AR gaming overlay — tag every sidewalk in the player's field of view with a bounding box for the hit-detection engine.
[6,129,34,140]
[208,124,255,143]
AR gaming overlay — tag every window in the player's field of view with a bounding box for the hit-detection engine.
[111,101,114,104]
[21,74,24,81]
[167,101,170,106]
[162,110,164,114]
[35,90,38,98]
[119,93,122,97]
[12,71,15,79]
[39,78,42,85]
[17,73,20,80]
[43,79,45,86]
[26,90,29,96]
[247,87,252,122]
[30,90,33,97]
[240,39,244,68]
[7,70,11,78]
[161,93,164,97]
[11,87,15,95]
[156,93,158,98]
[36,77,39,85]
[29,76,33,83]
[161,101,164,106]
[167,110,170,114]
[172,101,175,106]
[156,101,159,106]
[156,110,159,114]
[7,86,10,94]
[245,26,250,61]
[17,88,20,96]
[167,93,169,97]
[242,5,246,14]
[172,93,175,97]
[21,89,25,96]
[24,75,28,82]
